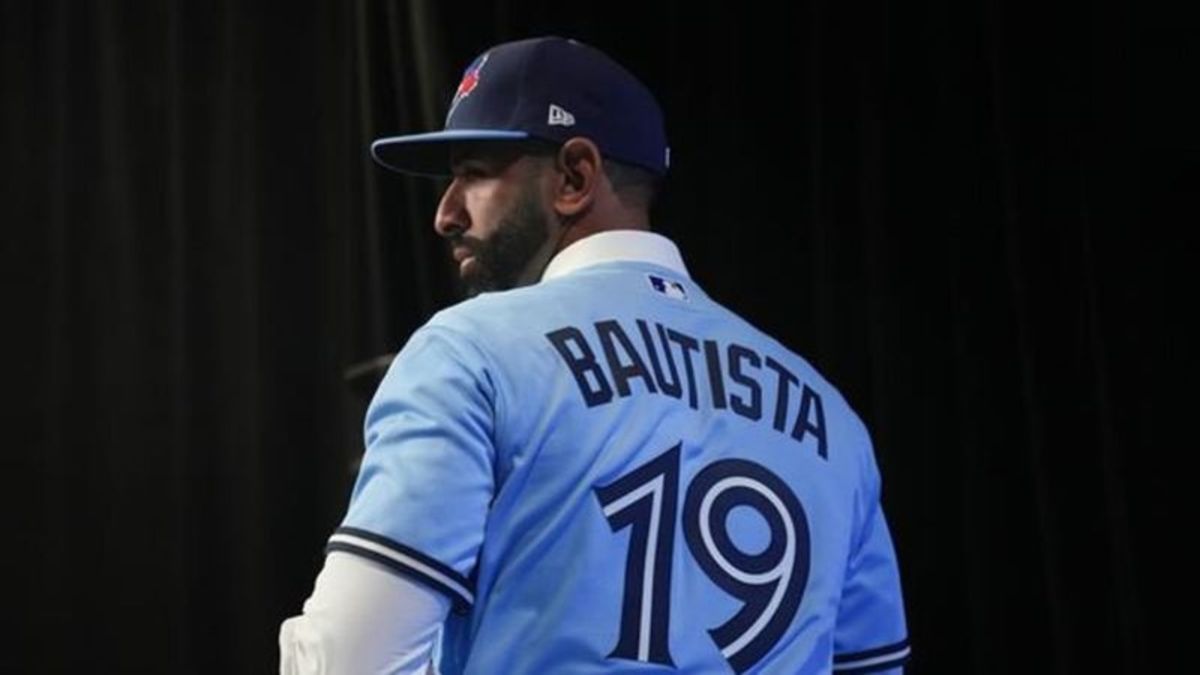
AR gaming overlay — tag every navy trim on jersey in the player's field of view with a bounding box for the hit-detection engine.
[833,638,911,673]
[326,526,474,613]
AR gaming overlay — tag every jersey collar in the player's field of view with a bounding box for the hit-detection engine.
[540,230,691,282]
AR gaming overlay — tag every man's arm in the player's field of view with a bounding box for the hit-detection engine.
[281,322,497,673]
[279,551,450,675]
[832,431,910,674]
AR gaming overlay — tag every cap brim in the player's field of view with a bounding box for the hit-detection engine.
[370,130,531,176]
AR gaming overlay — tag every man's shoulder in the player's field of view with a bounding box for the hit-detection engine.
[428,265,656,331]
[428,282,570,330]
[409,283,583,367]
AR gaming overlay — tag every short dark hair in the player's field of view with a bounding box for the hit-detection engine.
[603,159,660,212]
[518,139,661,211]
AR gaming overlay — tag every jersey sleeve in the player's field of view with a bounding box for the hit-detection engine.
[331,324,498,614]
[832,446,911,673]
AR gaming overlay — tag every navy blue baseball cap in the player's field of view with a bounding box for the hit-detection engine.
[371,36,669,177]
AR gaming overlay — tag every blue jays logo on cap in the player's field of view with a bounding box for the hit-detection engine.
[446,53,490,124]
[371,36,669,178]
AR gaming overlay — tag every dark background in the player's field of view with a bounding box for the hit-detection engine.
[3,0,1191,673]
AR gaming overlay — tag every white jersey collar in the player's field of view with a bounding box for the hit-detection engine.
[541,230,691,282]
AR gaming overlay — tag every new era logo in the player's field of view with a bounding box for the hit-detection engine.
[647,274,688,301]
[548,104,576,127]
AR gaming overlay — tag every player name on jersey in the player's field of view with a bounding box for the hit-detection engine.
[546,317,829,459]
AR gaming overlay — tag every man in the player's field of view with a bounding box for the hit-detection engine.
[280,36,910,674]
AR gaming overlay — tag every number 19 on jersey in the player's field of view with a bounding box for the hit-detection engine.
[595,443,812,673]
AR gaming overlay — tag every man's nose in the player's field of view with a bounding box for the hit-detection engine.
[434,180,466,238]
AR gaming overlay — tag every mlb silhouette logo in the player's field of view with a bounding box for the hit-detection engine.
[647,274,688,301]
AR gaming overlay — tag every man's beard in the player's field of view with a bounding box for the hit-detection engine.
[460,186,553,297]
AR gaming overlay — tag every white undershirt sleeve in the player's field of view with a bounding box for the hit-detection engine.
[279,551,452,675]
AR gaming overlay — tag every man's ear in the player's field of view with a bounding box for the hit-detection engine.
[552,137,603,219]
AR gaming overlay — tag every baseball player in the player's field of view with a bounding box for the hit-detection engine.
[279,36,910,674]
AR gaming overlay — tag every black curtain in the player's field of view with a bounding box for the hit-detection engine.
[3,0,1187,673]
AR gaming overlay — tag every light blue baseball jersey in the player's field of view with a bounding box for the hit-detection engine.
[332,232,910,674]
